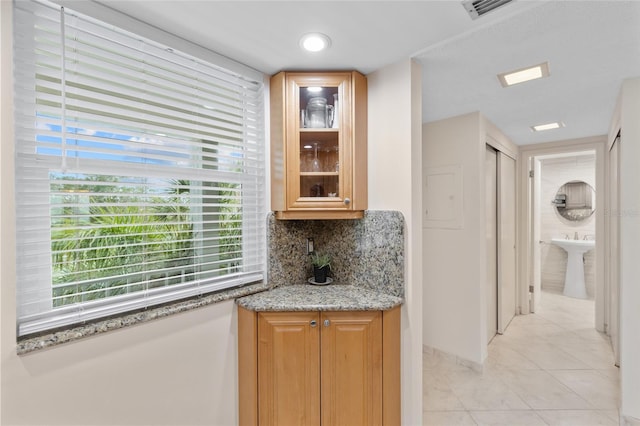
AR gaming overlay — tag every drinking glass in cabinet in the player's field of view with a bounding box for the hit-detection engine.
[299,86,339,129]
[323,145,339,172]
[311,142,321,172]
[300,149,314,172]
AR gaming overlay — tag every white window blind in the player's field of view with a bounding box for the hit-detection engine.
[14,0,266,336]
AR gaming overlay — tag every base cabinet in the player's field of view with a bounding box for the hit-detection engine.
[238,307,400,426]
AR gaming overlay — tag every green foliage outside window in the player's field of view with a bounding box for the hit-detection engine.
[50,174,242,307]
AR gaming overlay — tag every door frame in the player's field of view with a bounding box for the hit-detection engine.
[497,151,517,333]
[517,136,606,331]
[486,145,498,343]
[607,132,621,365]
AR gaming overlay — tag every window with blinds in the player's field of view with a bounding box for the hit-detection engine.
[13,0,266,336]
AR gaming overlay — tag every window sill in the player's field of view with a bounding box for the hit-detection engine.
[17,281,271,355]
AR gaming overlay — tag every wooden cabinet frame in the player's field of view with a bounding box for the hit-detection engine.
[238,306,400,426]
[270,71,368,220]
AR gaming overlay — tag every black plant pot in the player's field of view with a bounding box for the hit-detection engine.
[313,265,329,283]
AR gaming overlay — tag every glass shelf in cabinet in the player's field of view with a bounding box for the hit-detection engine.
[299,172,339,177]
[299,128,339,133]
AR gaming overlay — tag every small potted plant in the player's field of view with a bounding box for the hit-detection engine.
[310,251,331,284]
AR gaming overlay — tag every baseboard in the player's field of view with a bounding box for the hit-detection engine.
[622,415,640,426]
[423,344,483,373]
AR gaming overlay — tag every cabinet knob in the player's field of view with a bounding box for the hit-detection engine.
[344,198,351,205]
[323,319,330,327]
[310,320,317,327]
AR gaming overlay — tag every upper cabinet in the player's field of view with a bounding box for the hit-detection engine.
[270,71,368,220]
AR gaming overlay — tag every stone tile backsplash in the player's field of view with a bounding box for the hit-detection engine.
[267,210,404,297]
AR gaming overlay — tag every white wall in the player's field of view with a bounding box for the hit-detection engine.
[616,77,640,422]
[0,1,12,420]
[422,112,485,365]
[367,58,423,426]
[3,302,240,426]
[540,155,596,296]
[422,113,518,366]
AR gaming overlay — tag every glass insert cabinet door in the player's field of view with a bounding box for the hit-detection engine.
[271,70,366,220]
[287,73,353,210]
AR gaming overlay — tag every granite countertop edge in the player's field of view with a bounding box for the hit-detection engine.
[17,281,403,355]
[235,283,404,312]
[16,281,271,356]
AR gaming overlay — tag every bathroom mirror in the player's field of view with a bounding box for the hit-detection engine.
[552,180,595,221]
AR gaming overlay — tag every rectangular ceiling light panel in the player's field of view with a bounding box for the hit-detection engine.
[498,62,550,87]
[531,122,564,132]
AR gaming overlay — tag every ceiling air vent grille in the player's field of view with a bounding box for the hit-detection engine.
[462,0,515,20]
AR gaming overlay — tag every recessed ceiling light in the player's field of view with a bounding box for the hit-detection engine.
[498,62,550,87]
[300,33,331,53]
[531,121,564,132]
[307,86,323,93]
[303,144,313,149]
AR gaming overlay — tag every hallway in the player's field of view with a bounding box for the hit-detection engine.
[423,291,620,425]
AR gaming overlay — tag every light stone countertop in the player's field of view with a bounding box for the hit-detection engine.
[235,283,403,312]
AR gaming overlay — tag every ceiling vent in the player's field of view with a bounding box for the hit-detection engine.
[461,0,515,20]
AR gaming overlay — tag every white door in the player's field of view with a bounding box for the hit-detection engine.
[608,137,620,366]
[498,152,517,333]
[486,146,498,343]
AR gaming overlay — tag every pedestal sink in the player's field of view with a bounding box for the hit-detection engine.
[551,239,595,299]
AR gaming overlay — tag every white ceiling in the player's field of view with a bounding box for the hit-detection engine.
[86,0,640,145]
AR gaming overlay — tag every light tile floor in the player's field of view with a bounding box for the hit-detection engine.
[424,290,620,426]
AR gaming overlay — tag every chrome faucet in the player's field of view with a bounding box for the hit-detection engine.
[574,231,579,240]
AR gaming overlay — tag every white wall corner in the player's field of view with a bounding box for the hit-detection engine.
[367,57,423,426]
[1,2,17,418]
[619,76,640,421]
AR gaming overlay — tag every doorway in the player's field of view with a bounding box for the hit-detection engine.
[531,152,597,321]
[518,138,606,335]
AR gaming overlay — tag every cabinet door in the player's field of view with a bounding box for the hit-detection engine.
[320,311,383,426]
[258,312,320,426]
